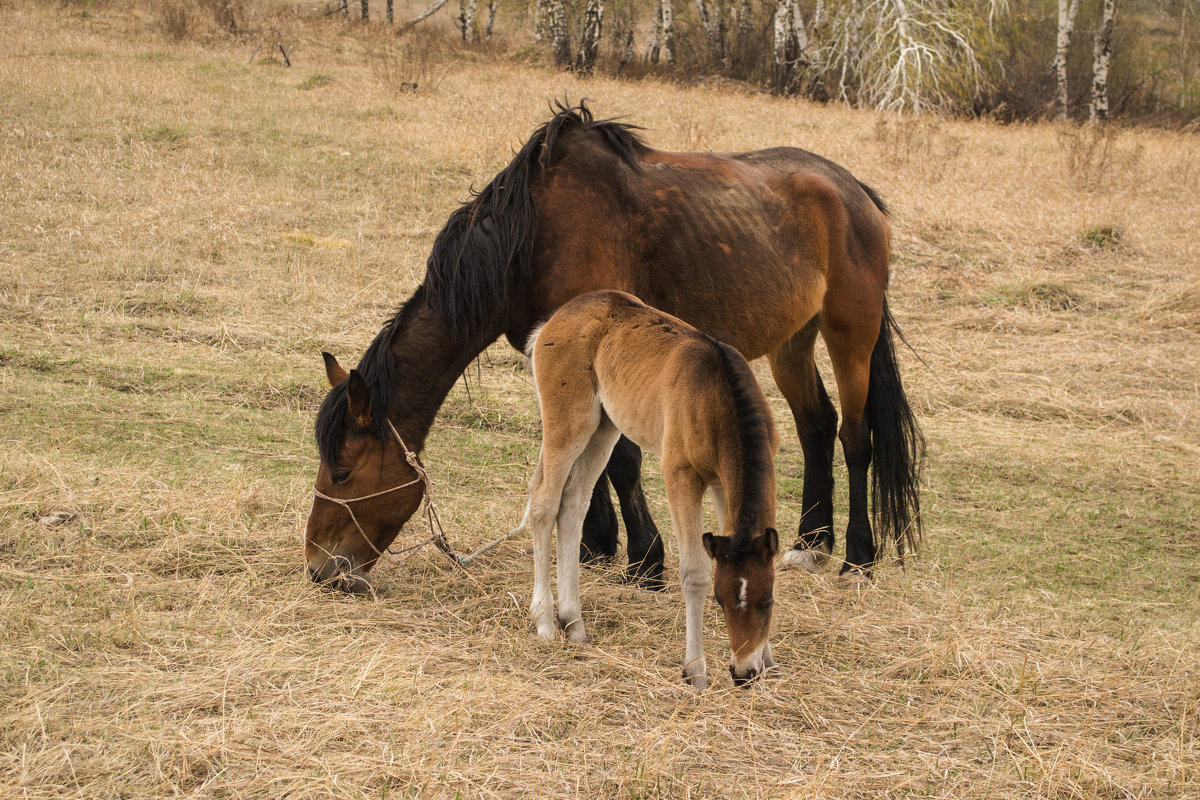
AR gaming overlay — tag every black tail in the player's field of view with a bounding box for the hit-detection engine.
[865,297,925,562]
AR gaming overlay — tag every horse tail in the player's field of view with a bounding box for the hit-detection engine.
[865,297,925,563]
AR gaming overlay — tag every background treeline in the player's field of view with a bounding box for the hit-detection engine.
[151,0,1199,124]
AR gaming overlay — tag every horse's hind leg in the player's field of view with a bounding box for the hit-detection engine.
[768,318,838,572]
[555,418,623,643]
[823,297,884,579]
[606,437,665,590]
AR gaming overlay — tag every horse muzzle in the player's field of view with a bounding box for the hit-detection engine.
[307,557,374,594]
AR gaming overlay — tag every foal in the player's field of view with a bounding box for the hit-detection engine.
[525,291,780,690]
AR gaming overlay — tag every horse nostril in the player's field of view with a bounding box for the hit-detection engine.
[730,665,759,687]
[306,565,318,581]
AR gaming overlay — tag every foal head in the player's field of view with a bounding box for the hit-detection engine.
[703,528,779,685]
[304,353,425,593]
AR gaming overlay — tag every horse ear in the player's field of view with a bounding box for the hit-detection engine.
[346,369,372,427]
[322,352,348,388]
[760,528,779,559]
[703,532,730,561]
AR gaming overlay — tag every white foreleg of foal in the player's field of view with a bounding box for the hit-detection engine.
[667,470,710,690]
[554,420,622,644]
[708,483,727,535]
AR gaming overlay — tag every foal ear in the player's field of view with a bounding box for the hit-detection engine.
[345,369,372,427]
[322,352,349,387]
[702,532,729,561]
[759,527,780,559]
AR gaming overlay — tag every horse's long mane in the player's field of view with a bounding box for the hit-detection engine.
[426,100,646,337]
[317,102,647,463]
[710,339,775,551]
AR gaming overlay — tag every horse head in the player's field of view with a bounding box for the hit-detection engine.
[703,527,778,685]
[304,352,426,593]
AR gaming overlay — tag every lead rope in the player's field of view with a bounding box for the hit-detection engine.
[313,421,516,569]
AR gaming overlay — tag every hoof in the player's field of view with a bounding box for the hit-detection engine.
[836,566,872,587]
[563,621,588,644]
[781,547,829,573]
[682,668,707,691]
[624,561,666,591]
[579,544,615,565]
[534,621,556,640]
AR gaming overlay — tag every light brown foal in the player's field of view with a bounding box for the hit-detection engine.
[525,291,781,690]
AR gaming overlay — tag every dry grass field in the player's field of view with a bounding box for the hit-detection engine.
[2,3,1199,797]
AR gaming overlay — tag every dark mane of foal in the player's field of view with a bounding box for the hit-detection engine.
[316,102,647,464]
[709,338,775,553]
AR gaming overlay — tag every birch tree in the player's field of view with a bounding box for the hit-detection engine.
[459,0,480,42]
[575,0,604,74]
[773,0,809,93]
[811,0,1006,114]
[1052,0,1081,119]
[693,0,723,63]
[645,0,675,65]
[1090,0,1116,122]
[548,0,571,66]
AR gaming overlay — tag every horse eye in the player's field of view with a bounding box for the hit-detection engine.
[332,469,351,484]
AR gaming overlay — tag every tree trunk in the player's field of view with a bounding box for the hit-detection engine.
[660,0,674,65]
[1090,0,1115,123]
[692,0,722,63]
[575,0,604,74]
[459,0,479,42]
[361,0,368,21]
[773,0,807,93]
[485,0,496,38]
[387,0,393,24]
[549,0,571,66]
[1052,0,1080,120]
[616,29,634,75]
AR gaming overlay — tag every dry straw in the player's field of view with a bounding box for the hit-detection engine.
[1,2,1198,797]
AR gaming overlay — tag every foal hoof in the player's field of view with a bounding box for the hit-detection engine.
[561,619,589,644]
[682,668,707,692]
[781,546,830,573]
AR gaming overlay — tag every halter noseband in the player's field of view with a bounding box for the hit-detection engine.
[311,420,454,563]
[310,419,514,569]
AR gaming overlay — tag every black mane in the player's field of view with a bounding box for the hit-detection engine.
[316,101,647,463]
[710,339,776,550]
[424,100,646,338]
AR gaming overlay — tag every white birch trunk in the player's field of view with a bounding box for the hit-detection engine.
[459,0,479,42]
[549,0,571,66]
[661,0,674,65]
[1052,0,1080,119]
[692,0,722,62]
[1090,0,1115,123]
[575,0,604,74]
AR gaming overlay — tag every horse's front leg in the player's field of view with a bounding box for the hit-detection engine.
[666,469,708,690]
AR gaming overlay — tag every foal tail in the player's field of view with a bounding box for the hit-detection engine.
[865,297,925,563]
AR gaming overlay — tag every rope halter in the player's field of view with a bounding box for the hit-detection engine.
[311,420,462,565]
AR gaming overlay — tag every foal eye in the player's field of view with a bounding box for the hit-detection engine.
[332,469,351,484]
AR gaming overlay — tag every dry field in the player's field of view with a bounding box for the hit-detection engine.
[2,3,1199,798]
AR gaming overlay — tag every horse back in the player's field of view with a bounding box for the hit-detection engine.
[522,132,890,360]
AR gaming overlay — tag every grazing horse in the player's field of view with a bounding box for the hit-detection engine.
[526,291,779,690]
[305,102,923,593]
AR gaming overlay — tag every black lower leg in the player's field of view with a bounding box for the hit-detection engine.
[606,436,665,589]
[794,377,838,555]
[840,418,875,576]
[580,471,618,563]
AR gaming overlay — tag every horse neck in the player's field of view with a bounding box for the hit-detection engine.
[719,446,777,543]
[383,294,501,452]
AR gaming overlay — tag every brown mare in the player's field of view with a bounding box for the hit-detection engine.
[306,102,923,593]
[526,291,779,689]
